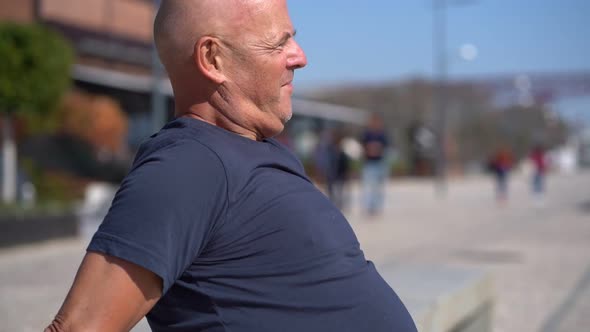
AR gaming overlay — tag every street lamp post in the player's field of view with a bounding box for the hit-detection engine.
[432,0,477,197]
[433,0,449,196]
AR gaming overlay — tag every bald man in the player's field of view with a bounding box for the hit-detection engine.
[45,1,417,331]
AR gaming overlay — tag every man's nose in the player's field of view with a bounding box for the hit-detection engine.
[287,41,307,69]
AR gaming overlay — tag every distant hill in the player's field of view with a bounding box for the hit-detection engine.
[301,79,568,170]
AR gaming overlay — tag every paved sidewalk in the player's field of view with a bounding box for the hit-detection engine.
[1,171,589,332]
[345,171,590,332]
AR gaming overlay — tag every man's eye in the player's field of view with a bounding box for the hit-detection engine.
[278,38,290,47]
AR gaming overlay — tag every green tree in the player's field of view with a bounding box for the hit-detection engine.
[0,23,73,203]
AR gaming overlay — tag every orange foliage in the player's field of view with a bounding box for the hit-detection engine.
[60,90,128,154]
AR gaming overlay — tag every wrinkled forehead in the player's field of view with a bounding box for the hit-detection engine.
[229,1,288,23]
[226,0,292,38]
[238,0,274,13]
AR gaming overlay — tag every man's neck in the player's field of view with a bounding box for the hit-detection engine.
[179,108,261,141]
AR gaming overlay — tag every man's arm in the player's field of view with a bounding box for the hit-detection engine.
[44,251,162,332]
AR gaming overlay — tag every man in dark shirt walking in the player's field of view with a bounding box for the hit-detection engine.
[361,113,390,216]
[45,1,417,331]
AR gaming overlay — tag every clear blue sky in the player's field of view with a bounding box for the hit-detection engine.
[288,0,590,88]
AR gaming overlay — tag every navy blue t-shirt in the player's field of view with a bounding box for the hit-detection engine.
[362,130,389,161]
[88,117,416,332]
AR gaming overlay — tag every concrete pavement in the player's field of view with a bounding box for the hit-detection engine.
[346,171,590,332]
[1,171,588,332]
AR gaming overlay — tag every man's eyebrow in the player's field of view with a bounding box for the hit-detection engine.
[277,30,297,44]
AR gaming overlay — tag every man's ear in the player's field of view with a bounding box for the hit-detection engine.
[193,37,226,84]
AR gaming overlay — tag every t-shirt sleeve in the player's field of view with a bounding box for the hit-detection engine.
[87,139,227,294]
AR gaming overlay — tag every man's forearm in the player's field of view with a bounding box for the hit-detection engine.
[44,252,162,332]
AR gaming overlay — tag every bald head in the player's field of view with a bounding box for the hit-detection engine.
[154,0,217,74]
[153,0,306,140]
[154,0,269,75]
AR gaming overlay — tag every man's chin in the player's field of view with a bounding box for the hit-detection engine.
[281,111,293,124]
[279,101,293,122]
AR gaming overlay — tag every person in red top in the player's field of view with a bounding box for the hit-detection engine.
[530,145,548,198]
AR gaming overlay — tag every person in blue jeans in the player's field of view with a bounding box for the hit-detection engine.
[488,146,514,204]
[44,1,416,332]
[361,113,390,216]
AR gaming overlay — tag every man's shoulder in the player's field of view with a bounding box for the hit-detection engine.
[136,118,230,163]
[125,126,230,189]
[133,118,305,186]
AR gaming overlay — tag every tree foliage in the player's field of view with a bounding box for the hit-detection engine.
[59,90,129,155]
[0,22,73,115]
